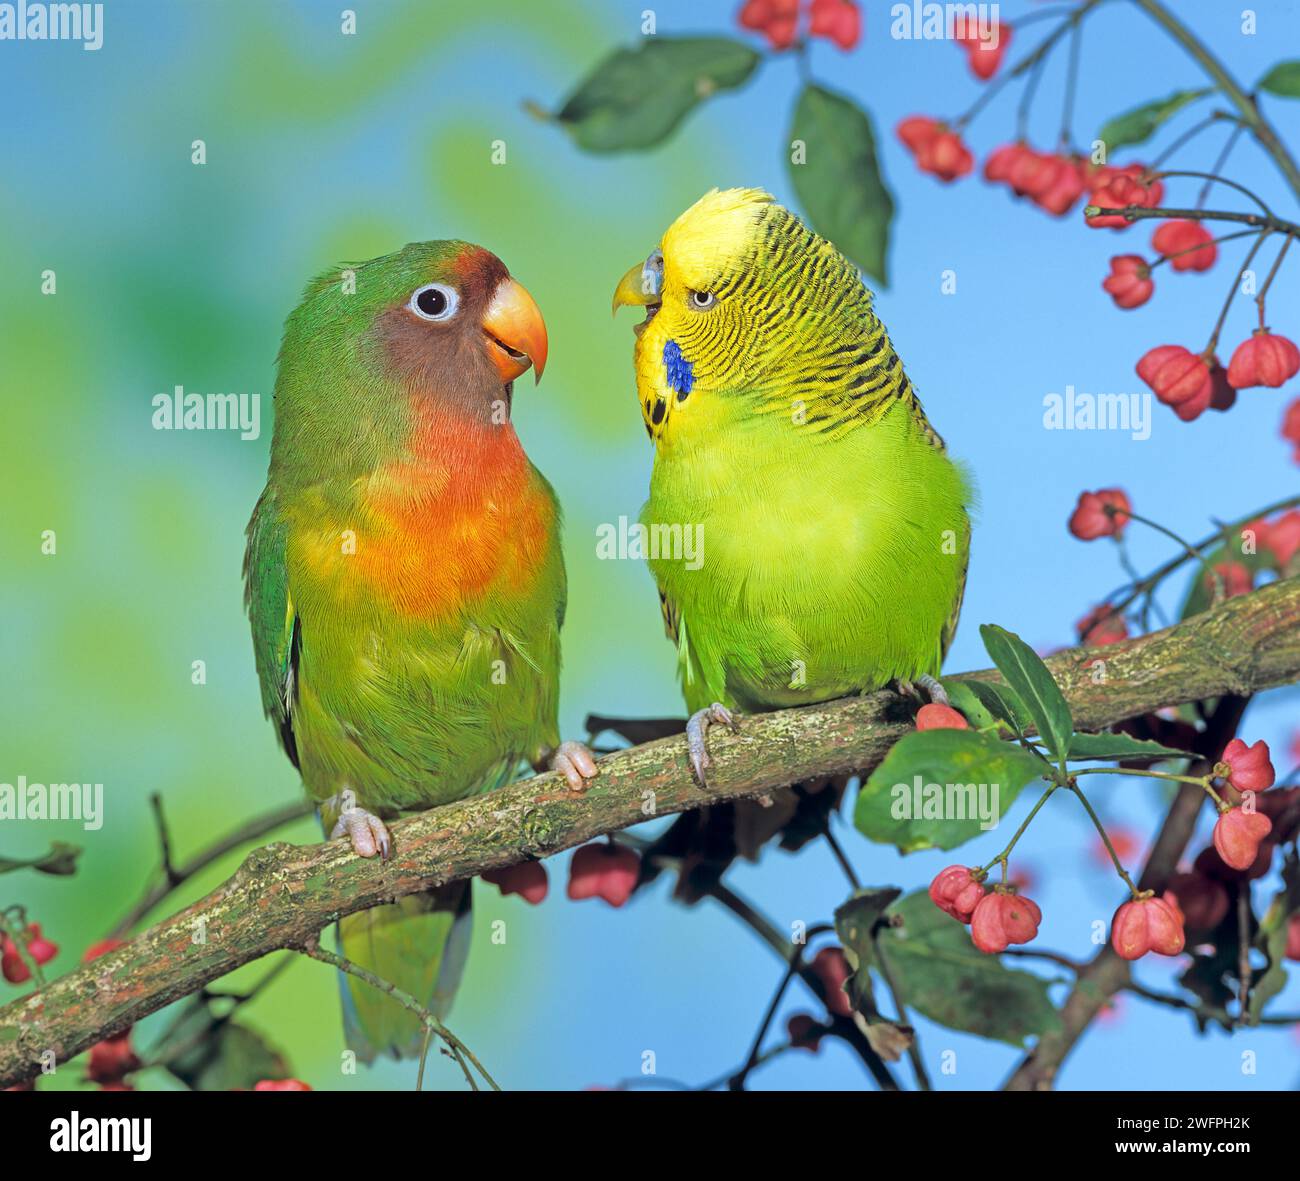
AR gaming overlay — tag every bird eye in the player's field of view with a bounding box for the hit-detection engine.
[689,290,717,311]
[409,283,459,321]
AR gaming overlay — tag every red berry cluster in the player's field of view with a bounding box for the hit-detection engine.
[1068,487,1137,644]
[1,922,59,983]
[927,738,1284,963]
[1152,220,1217,272]
[480,844,645,908]
[1066,486,1300,641]
[1084,164,1166,228]
[1133,345,1231,420]
[1247,509,1300,572]
[1129,333,1297,423]
[1228,330,1300,388]
[1111,894,1185,960]
[928,867,1043,954]
[567,842,641,907]
[915,702,969,731]
[897,117,973,183]
[954,19,1010,80]
[1075,603,1128,646]
[984,144,1088,216]
[1211,739,1276,866]
[1068,488,1131,541]
[1205,560,1254,600]
[736,0,861,52]
[482,860,549,904]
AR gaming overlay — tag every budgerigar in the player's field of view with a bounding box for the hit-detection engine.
[245,241,596,1061]
[613,188,971,815]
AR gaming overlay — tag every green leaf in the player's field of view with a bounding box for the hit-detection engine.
[1258,61,1300,97]
[1097,88,1212,149]
[957,679,1033,736]
[876,891,1062,1047]
[1066,733,1194,762]
[979,624,1072,761]
[0,842,82,877]
[551,37,760,152]
[834,887,903,1015]
[787,82,894,286]
[854,729,1046,853]
[939,679,999,733]
[834,887,903,966]
[155,997,289,1091]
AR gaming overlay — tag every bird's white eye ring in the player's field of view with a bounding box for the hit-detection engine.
[409,283,459,321]
[689,290,717,311]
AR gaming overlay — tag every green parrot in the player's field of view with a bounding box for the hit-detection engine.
[611,188,971,875]
[244,240,596,1062]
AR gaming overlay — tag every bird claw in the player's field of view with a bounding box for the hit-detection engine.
[686,702,739,787]
[328,789,392,859]
[550,740,600,792]
[915,674,950,707]
[893,675,949,708]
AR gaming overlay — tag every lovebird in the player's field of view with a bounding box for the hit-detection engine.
[245,241,596,1061]
[612,188,971,877]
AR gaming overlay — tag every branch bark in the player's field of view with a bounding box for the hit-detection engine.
[3,577,1299,1088]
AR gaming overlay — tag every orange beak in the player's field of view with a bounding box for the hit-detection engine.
[481,277,548,384]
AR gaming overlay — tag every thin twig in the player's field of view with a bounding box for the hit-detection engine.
[1254,230,1295,328]
[1103,493,1300,619]
[1206,230,1271,353]
[1236,882,1252,1022]
[1131,0,1300,199]
[728,940,810,1091]
[1058,17,1082,149]
[823,825,861,890]
[870,932,932,1090]
[1083,204,1296,235]
[148,794,179,885]
[298,936,499,1092]
[1198,123,1245,208]
[705,880,900,1091]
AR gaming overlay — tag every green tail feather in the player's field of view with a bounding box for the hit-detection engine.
[337,881,472,1063]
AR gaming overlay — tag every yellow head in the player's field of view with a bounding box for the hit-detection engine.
[612,187,872,447]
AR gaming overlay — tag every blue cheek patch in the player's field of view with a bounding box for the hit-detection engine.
[663,339,694,400]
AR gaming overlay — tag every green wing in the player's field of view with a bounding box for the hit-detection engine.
[243,489,299,767]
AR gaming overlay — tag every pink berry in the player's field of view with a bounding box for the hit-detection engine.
[928,865,986,923]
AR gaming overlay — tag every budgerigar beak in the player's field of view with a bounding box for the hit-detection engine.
[612,249,665,317]
[482,277,548,384]
[613,251,664,340]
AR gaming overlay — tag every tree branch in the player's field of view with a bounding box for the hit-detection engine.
[2,577,1299,1088]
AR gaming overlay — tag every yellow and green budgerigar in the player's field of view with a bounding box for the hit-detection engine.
[613,187,972,792]
[244,240,596,1062]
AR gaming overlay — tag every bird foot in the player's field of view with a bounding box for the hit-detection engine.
[686,702,740,787]
[327,789,392,859]
[548,740,600,791]
[893,674,950,708]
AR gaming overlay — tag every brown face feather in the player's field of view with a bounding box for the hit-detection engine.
[375,246,515,425]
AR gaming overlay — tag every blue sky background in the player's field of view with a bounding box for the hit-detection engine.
[3,0,1299,1091]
